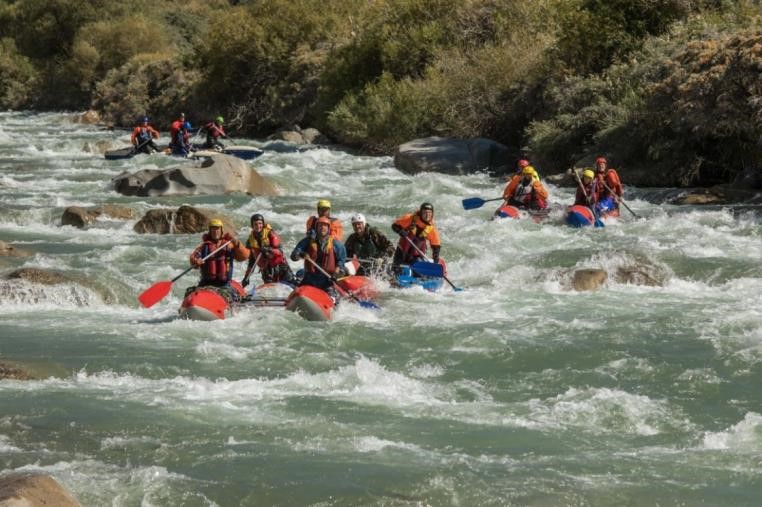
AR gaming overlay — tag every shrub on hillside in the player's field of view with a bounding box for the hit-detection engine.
[93,57,200,129]
[0,38,39,109]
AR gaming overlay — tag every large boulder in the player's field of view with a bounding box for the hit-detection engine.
[394,137,511,176]
[0,241,31,258]
[0,473,79,506]
[72,109,100,124]
[61,205,135,228]
[571,269,608,291]
[268,126,331,145]
[133,205,236,235]
[112,153,277,197]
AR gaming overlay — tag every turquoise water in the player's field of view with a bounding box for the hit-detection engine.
[1,111,761,506]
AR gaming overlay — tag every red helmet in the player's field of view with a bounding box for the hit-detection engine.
[595,156,607,165]
[316,216,331,226]
[518,159,530,168]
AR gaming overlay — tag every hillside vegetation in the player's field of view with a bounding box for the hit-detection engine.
[0,0,759,185]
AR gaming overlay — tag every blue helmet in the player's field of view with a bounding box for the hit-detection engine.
[183,121,192,130]
[141,116,149,123]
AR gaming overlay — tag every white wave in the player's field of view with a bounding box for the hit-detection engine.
[0,280,103,307]
[0,434,23,453]
[701,412,762,450]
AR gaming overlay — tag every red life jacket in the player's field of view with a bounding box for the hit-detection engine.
[305,237,336,274]
[200,234,233,283]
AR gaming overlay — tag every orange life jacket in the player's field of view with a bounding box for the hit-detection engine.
[306,215,344,241]
[305,237,336,274]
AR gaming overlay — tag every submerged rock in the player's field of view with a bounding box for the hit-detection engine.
[571,269,608,291]
[82,139,120,154]
[133,205,236,235]
[112,153,277,197]
[0,360,32,380]
[61,205,135,228]
[0,241,32,258]
[0,473,80,506]
[394,136,511,177]
[2,268,118,304]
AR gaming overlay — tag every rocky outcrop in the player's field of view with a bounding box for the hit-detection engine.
[268,126,331,145]
[0,360,32,380]
[133,205,236,235]
[2,268,118,304]
[73,109,100,124]
[394,137,511,177]
[0,473,79,506]
[82,139,121,155]
[112,153,277,197]
[61,205,135,228]
[0,241,31,258]
[670,185,762,205]
[571,269,608,291]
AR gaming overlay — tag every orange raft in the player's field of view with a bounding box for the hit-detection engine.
[285,275,378,321]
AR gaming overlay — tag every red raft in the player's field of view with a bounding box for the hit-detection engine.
[565,204,620,227]
[178,281,247,321]
[493,204,550,223]
[285,275,378,322]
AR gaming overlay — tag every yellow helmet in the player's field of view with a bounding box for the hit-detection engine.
[317,199,331,210]
[582,169,595,179]
[522,166,535,176]
[209,218,224,228]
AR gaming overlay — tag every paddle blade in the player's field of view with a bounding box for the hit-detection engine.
[411,261,444,278]
[357,300,380,310]
[138,280,172,308]
[461,197,486,210]
[594,218,605,228]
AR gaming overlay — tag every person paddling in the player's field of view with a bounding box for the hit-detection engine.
[391,202,441,268]
[594,156,624,213]
[171,121,193,157]
[188,219,248,297]
[130,116,160,154]
[574,169,600,207]
[168,112,185,151]
[514,159,540,181]
[305,199,344,241]
[291,216,347,297]
[241,213,294,287]
[201,116,227,151]
[345,213,394,276]
[501,165,549,211]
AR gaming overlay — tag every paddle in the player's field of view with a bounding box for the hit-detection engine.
[401,235,464,291]
[410,261,444,278]
[138,240,232,308]
[303,256,379,310]
[462,196,505,210]
[570,169,605,228]
[241,251,263,290]
[129,137,152,156]
[599,180,640,218]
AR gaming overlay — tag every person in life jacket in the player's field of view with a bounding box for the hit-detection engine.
[241,213,294,287]
[189,219,249,288]
[168,112,185,150]
[594,156,624,213]
[391,202,441,267]
[201,116,227,150]
[502,166,549,210]
[514,158,540,181]
[130,116,160,154]
[171,121,193,156]
[574,169,600,207]
[305,199,344,241]
[345,213,395,276]
[291,216,348,292]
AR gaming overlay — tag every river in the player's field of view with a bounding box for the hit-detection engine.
[1,111,761,506]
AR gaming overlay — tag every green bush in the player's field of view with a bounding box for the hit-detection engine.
[93,56,201,129]
[0,38,40,109]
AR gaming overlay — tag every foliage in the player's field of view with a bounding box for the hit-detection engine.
[92,56,201,128]
[553,0,691,75]
[0,38,40,109]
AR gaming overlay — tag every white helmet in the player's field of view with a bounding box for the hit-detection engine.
[350,213,366,224]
